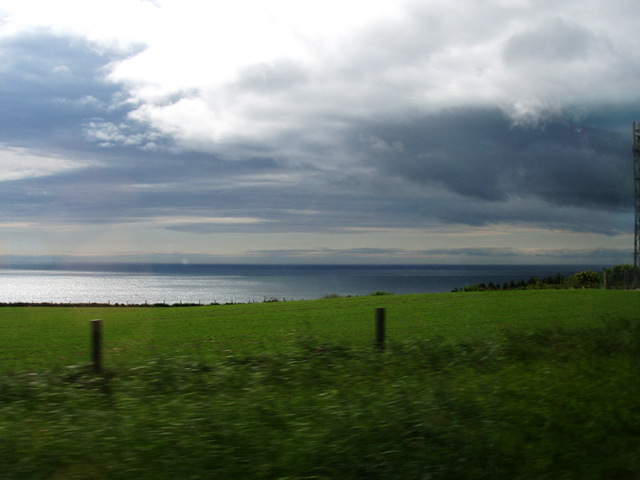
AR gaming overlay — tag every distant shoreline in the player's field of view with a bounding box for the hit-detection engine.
[0,262,607,273]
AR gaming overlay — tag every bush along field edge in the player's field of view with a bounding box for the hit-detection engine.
[452,263,636,292]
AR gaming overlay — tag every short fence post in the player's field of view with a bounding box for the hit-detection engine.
[91,319,102,374]
[376,308,385,350]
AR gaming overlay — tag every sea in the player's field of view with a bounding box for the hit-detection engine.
[0,264,605,305]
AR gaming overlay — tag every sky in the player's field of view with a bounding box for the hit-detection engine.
[0,0,638,266]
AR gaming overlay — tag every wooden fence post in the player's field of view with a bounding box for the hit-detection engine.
[91,319,102,374]
[376,308,385,350]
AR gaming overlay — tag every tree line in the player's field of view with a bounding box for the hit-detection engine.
[452,264,636,292]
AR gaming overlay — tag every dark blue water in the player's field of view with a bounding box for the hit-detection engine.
[0,264,604,304]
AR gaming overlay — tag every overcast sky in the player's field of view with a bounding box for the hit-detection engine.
[0,0,638,265]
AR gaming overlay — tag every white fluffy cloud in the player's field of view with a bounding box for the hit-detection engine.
[4,0,638,152]
[105,1,640,154]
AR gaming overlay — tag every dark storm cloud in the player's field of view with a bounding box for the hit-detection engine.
[3,126,625,238]
[352,108,630,214]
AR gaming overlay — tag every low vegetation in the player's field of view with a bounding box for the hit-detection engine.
[0,289,639,479]
[452,263,636,292]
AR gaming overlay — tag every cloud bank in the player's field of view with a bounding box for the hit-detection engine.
[0,0,638,264]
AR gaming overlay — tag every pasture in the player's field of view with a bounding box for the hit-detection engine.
[1,289,639,479]
[0,289,637,370]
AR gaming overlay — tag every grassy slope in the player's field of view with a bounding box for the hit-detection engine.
[1,290,639,479]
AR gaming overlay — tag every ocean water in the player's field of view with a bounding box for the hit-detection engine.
[0,264,603,305]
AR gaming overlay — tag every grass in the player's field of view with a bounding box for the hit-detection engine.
[0,289,637,370]
[0,289,639,479]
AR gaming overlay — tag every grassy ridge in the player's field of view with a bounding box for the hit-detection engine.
[1,290,640,479]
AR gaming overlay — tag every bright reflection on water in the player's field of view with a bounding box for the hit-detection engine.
[0,270,266,305]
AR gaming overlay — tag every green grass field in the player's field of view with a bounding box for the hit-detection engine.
[1,289,637,370]
[1,289,639,479]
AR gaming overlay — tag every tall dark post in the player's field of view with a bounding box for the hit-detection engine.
[376,308,385,350]
[634,122,640,288]
[91,319,102,374]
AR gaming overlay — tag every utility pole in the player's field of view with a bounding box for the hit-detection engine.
[634,122,640,288]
